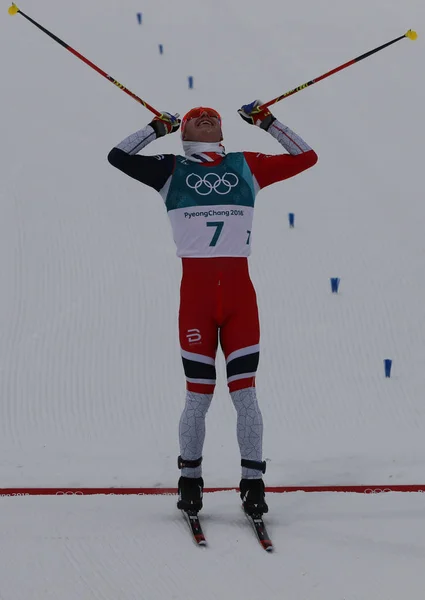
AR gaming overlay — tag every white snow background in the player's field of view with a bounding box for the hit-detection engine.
[1,0,425,597]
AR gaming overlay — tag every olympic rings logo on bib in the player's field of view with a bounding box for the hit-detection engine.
[186,172,239,196]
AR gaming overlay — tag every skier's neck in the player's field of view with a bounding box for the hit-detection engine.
[182,141,226,163]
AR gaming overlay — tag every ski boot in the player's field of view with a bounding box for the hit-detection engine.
[240,478,268,516]
[177,476,204,512]
[177,455,204,512]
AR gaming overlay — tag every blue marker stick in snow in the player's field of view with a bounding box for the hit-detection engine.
[384,359,392,378]
[137,13,142,24]
[159,44,163,54]
[330,277,340,293]
[188,76,194,89]
[288,213,295,228]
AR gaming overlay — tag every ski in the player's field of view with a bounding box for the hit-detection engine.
[181,510,207,546]
[245,512,273,551]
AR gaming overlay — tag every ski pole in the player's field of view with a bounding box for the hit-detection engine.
[8,3,161,116]
[259,30,418,109]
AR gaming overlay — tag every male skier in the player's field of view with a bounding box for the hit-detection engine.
[108,101,318,516]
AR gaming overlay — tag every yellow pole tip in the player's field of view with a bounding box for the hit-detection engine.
[406,30,418,40]
[8,3,19,15]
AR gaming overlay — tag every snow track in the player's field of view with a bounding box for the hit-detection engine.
[1,493,425,600]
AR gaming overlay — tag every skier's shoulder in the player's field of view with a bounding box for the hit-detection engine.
[151,153,176,162]
[223,151,249,166]
[175,154,190,165]
[226,150,269,164]
[108,148,175,165]
[225,151,245,160]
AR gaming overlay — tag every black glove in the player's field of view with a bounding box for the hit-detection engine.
[149,112,181,138]
[238,100,276,131]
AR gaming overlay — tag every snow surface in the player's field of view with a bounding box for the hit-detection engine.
[1,0,425,596]
[1,492,425,600]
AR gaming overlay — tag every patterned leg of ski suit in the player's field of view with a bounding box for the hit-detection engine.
[178,257,264,478]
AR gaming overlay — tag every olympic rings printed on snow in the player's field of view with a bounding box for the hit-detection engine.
[2,487,425,496]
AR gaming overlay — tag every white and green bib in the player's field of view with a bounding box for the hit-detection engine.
[159,153,257,258]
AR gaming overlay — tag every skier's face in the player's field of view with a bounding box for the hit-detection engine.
[182,109,222,142]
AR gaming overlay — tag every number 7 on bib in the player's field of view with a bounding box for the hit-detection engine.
[207,221,224,246]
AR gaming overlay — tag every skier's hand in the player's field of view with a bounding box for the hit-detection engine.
[149,112,181,137]
[238,100,275,131]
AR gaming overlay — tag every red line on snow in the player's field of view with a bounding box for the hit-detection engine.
[1,485,425,496]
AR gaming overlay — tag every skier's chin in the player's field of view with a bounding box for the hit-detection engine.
[197,126,214,134]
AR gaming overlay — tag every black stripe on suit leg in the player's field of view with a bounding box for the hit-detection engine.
[182,357,216,380]
[226,351,259,379]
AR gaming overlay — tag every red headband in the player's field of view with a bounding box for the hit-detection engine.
[181,107,222,137]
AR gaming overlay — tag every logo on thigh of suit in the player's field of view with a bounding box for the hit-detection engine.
[186,328,202,344]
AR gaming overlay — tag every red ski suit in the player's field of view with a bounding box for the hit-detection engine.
[179,148,317,394]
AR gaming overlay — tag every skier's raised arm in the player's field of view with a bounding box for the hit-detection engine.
[107,112,180,191]
[238,100,318,189]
